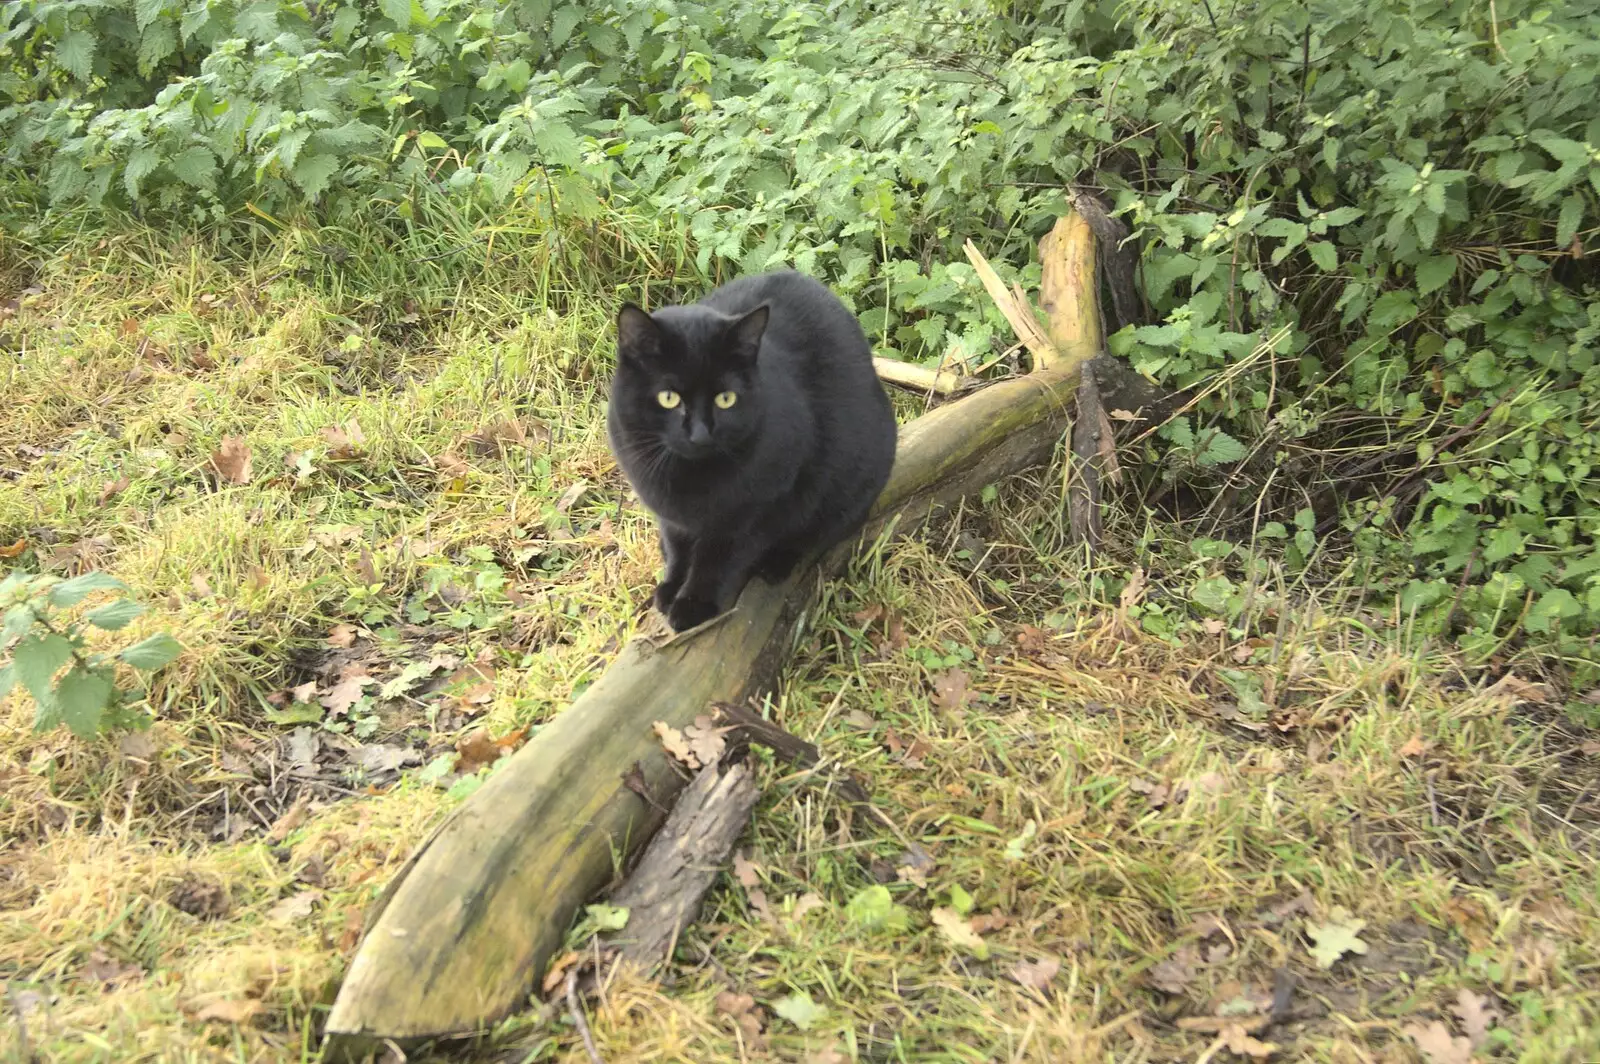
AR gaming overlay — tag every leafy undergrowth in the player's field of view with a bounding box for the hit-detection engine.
[2,234,1598,1064]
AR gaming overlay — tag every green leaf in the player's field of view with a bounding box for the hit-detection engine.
[550,5,582,48]
[55,664,116,739]
[85,599,146,631]
[169,147,217,191]
[1483,527,1524,565]
[1308,241,1338,272]
[124,146,162,200]
[118,633,183,670]
[586,903,629,930]
[1321,207,1364,227]
[1556,193,1584,249]
[1527,589,1581,634]
[292,153,341,200]
[266,702,324,725]
[381,0,413,26]
[0,663,14,700]
[14,633,75,704]
[845,885,908,930]
[771,991,827,1031]
[949,883,974,916]
[1306,909,1368,969]
[416,131,449,150]
[1196,429,1247,466]
[1415,254,1458,297]
[1003,818,1036,860]
[55,30,96,80]
[48,572,128,608]
[532,119,582,169]
[135,0,167,31]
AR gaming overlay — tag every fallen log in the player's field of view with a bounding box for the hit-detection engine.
[323,216,1103,1059]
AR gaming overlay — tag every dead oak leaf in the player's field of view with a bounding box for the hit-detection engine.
[931,668,977,714]
[453,727,528,775]
[683,715,728,766]
[931,906,989,959]
[1119,566,1147,611]
[98,475,131,505]
[653,720,700,769]
[209,436,253,485]
[1011,955,1061,991]
[1399,733,1433,758]
[732,851,761,889]
[1405,1020,1474,1064]
[325,623,359,649]
[321,419,366,460]
[267,889,319,924]
[1452,988,1500,1048]
[266,794,311,842]
[1221,1024,1279,1059]
[1149,947,1198,994]
[320,673,374,716]
[715,990,767,1049]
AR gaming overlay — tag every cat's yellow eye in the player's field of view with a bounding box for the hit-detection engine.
[714,391,738,409]
[657,390,681,409]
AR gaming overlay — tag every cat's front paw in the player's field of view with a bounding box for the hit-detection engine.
[651,578,683,614]
[666,594,720,632]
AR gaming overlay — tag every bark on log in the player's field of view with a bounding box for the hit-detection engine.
[601,757,760,971]
[323,363,1078,1057]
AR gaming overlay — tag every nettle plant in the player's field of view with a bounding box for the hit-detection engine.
[0,571,182,738]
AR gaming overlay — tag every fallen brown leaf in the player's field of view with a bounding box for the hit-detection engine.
[969,909,1009,934]
[98,475,131,505]
[453,727,525,774]
[267,889,319,924]
[266,794,311,842]
[434,452,470,477]
[1452,988,1499,1048]
[82,947,143,987]
[337,907,364,953]
[0,537,26,558]
[844,709,877,729]
[1119,566,1147,611]
[1176,1015,1270,1034]
[320,672,374,716]
[245,566,270,591]
[354,548,380,587]
[542,951,582,995]
[1149,947,1198,994]
[1011,955,1061,991]
[555,480,590,513]
[1399,733,1432,758]
[209,436,253,485]
[931,668,977,714]
[714,990,766,1049]
[654,720,700,769]
[791,892,826,921]
[1405,1020,1474,1064]
[464,418,530,457]
[1221,1024,1279,1058]
[290,680,319,704]
[732,852,761,889]
[325,623,358,648]
[321,419,366,460]
[191,998,262,1025]
[683,714,728,766]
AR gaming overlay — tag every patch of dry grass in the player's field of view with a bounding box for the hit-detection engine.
[2,229,1598,1064]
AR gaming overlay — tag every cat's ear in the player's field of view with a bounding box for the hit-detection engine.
[727,304,770,363]
[616,303,662,364]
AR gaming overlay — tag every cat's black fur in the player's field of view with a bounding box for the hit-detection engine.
[607,270,897,632]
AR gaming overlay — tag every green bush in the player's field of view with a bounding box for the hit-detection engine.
[3,0,1598,659]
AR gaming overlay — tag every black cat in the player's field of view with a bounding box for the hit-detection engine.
[607,270,897,632]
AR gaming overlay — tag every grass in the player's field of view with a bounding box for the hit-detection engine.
[2,220,1598,1064]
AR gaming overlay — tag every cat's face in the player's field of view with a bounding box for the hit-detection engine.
[612,302,769,462]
